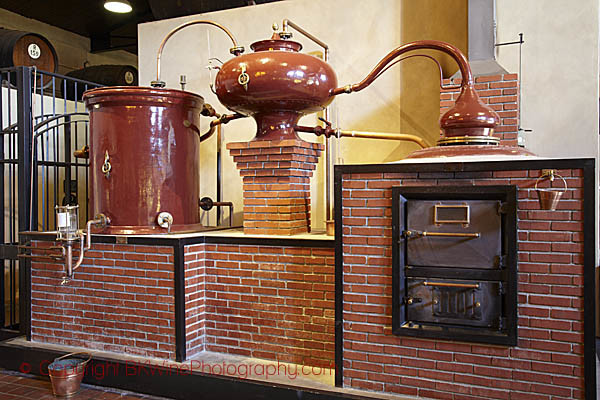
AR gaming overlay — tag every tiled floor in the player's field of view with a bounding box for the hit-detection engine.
[0,369,173,400]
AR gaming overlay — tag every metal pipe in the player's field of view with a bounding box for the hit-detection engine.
[338,130,430,149]
[295,125,431,149]
[279,19,333,222]
[152,20,244,87]
[423,281,480,289]
[330,40,473,96]
[200,113,246,142]
[212,201,233,227]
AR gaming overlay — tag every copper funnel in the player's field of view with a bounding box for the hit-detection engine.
[535,170,567,211]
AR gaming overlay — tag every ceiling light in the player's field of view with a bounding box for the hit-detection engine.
[104,0,133,13]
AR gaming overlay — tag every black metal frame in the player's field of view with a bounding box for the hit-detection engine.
[334,158,595,399]
[391,185,517,346]
[1,66,101,340]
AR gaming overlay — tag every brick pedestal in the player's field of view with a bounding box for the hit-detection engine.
[227,139,323,235]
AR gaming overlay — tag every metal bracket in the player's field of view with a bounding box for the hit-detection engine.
[238,64,250,91]
[498,282,506,295]
[494,255,506,269]
[497,201,509,214]
[498,317,507,331]
[101,150,111,179]
[403,296,422,305]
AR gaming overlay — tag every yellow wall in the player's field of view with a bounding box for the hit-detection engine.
[399,0,467,154]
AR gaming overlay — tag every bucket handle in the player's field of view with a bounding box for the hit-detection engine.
[54,351,92,365]
[534,170,567,193]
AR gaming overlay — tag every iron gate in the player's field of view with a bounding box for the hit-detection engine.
[1,66,101,339]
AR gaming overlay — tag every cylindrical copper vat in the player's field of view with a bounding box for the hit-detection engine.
[83,86,204,234]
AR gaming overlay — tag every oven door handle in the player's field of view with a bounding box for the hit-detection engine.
[423,281,480,289]
[402,230,480,239]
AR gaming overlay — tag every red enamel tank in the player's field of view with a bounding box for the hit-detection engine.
[83,86,205,234]
[215,33,337,141]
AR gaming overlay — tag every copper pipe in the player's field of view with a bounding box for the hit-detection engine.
[330,40,473,96]
[338,130,430,149]
[198,113,246,142]
[152,20,243,87]
[330,40,498,141]
[295,125,430,149]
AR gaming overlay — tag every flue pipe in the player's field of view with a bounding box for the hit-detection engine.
[152,20,244,88]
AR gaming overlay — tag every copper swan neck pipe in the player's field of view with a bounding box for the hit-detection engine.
[330,40,473,96]
[152,20,244,87]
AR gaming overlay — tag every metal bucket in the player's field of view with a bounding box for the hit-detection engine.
[535,171,567,211]
[48,352,91,397]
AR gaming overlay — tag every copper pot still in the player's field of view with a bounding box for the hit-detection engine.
[152,21,502,144]
[83,87,205,234]
[215,29,500,144]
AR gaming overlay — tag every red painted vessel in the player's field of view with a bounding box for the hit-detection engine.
[83,86,205,234]
[215,32,501,147]
[215,32,337,141]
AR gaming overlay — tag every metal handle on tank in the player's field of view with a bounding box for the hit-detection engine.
[101,150,111,179]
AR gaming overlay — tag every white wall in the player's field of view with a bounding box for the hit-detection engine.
[138,0,402,229]
[496,1,599,159]
[0,8,137,74]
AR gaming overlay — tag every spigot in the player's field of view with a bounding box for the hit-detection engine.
[60,214,109,285]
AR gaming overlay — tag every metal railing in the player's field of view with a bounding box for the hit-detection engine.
[0,66,101,338]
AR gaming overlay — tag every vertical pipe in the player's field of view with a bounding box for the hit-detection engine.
[0,71,5,329]
[64,115,72,205]
[216,124,222,225]
[324,48,332,222]
[280,20,333,225]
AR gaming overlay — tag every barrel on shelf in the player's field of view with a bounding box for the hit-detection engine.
[65,65,138,100]
[0,28,58,72]
[0,28,58,87]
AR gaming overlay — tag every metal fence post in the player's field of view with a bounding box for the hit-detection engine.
[16,66,33,232]
[16,66,32,338]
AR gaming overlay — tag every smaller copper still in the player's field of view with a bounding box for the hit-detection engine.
[535,170,567,211]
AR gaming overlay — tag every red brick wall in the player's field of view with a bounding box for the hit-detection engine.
[198,244,335,368]
[227,139,323,235]
[184,244,206,358]
[30,243,176,360]
[341,168,585,399]
[441,74,519,146]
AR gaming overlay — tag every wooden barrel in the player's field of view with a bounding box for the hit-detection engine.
[0,28,58,72]
[65,65,138,100]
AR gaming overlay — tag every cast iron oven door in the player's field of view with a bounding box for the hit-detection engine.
[406,200,501,269]
[406,278,502,328]
[392,185,517,346]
